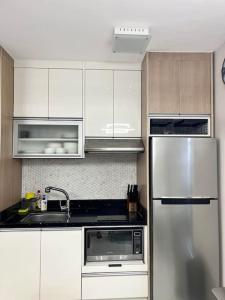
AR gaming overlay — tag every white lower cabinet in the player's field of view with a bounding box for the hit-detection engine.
[82,274,148,300]
[40,229,82,300]
[0,230,41,300]
[0,229,82,300]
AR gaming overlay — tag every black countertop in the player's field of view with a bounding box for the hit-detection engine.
[0,199,147,228]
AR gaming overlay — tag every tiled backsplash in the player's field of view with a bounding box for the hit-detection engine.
[22,154,137,200]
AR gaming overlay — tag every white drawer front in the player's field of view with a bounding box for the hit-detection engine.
[82,274,148,299]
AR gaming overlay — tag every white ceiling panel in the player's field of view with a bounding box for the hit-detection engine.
[0,0,225,62]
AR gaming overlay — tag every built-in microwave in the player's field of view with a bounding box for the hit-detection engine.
[149,115,211,137]
[85,227,144,263]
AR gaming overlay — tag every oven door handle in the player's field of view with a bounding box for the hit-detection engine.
[82,271,148,277]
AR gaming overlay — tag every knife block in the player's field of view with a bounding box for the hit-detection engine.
[127,184,139,213]
[128,200,137,213]
[127,195,138,213]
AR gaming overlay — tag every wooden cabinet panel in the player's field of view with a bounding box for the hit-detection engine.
[179,57,211,114]
[148,58,180,114]
[0,231,40,300]
[49,69,83,118]
[0,48,21,212]
[85,70,113,137]
[114,70,141,137]
[14,68,49,117]
[40,230,82,300]
[147,53,212,115]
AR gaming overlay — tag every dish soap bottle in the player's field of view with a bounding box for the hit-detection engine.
[41,194,47,211]
[36,190,42,209]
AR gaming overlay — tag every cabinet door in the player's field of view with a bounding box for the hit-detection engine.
[179,55,211,114]
[114,71,141,137]
[82,275,148,299]
[0,230,40,300]
[40,229,82,300]
[14,119,83,158]
[14,68,48,117]
[85,70,113,137]
[49,69,83,118]
[148,57,180,114]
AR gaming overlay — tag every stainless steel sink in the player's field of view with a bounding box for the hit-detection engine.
[20,212,68,224]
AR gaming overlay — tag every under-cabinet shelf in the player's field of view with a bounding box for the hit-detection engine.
[18,138,79,142]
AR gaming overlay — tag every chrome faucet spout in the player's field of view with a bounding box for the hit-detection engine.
[45,186,70,219]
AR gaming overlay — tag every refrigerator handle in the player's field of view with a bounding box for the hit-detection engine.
[156,198,213,205]
[156,196,216,199]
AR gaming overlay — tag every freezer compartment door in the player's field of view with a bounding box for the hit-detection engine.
[152,137,218,199]
[152,200,219,300]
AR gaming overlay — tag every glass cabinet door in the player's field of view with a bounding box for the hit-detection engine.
[13,120,83,158]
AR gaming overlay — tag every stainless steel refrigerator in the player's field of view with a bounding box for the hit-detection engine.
[151,137,219,300]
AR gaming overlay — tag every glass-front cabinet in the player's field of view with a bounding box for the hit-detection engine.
[13,119,84,158]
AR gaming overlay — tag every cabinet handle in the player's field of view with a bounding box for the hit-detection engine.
[108,264,122,267]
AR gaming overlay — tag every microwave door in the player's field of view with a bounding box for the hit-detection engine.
[151,137,218,200]
[85,229,143,263]
[86,229,132,262]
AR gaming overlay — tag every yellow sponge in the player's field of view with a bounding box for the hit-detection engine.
[18,208,29,215]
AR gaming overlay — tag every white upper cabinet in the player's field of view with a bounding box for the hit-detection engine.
[13,63,141,137]
[85,69,141,138]
[49,69,83,118]
[40,229,82,300]
[0,231,41,300]
[114,71,141,137]
[85,70,113,137]
[14,68,49,117]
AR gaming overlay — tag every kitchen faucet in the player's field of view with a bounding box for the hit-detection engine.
[45,186,70,220]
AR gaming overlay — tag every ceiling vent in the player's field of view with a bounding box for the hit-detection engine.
[113,27,150,53]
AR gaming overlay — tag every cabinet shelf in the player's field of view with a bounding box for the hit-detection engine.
[18,138,78,142]
[16,153,80,158]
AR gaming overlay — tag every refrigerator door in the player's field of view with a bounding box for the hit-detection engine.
[152,137,218,199]
[152,200,219,300]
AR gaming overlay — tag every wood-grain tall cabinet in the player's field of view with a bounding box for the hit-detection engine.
[0,47,21,211]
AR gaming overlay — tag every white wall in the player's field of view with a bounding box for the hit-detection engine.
[22,154,137,200]
[215,41,225,284]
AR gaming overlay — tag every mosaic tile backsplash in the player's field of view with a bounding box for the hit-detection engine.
[22,154,137,200]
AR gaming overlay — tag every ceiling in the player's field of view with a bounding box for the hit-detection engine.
[0,0,225,62]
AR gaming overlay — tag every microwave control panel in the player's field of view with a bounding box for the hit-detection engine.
[133,230,142,254]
